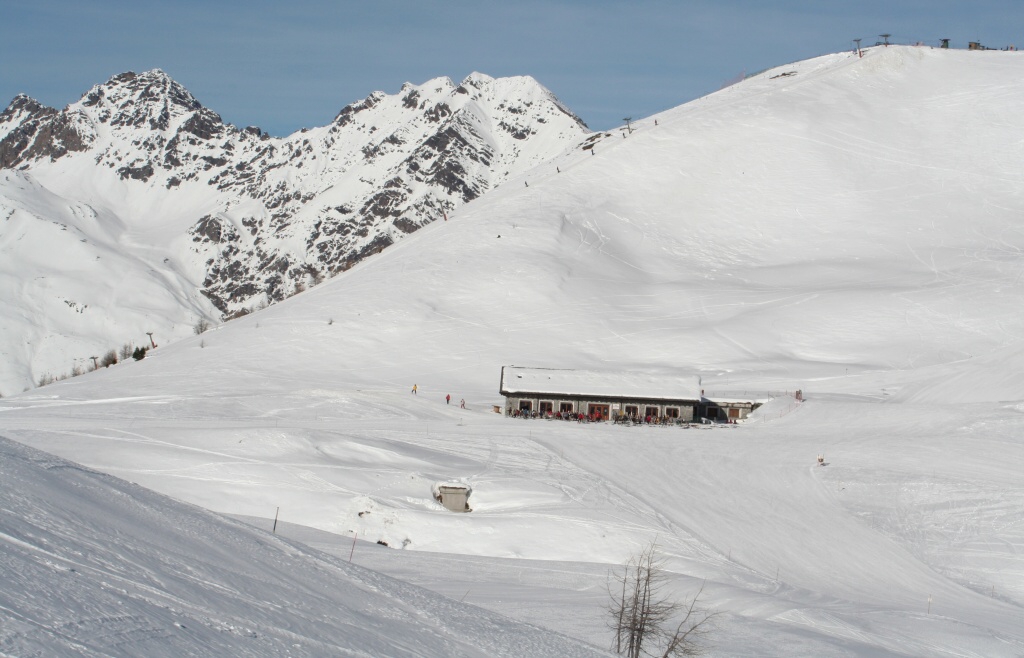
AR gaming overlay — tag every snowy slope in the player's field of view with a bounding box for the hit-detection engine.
[3,46,1024,655]
[0,433,608,657]
[0,169,212,389]
[0,69,588,394]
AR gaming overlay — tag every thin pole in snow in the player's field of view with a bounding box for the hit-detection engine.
[349,532,358,562]
[272,506,279,533]
[927,595,932,614]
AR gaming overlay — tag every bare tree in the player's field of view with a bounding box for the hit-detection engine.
[193,318,211,335]
[100,349,118,368]
[608,542,718,657]
[119,342,134,362]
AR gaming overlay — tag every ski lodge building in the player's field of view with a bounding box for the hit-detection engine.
[499,366,760,422]
[500,366,699,420]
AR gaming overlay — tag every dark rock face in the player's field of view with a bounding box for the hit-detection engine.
[402,90,421,109]
[0,98,91,168]
[392,217,419,234]
[333,91,385,127]
[499,120,533,140]
[191,215,233,243]
[181,110,225,140]
[0,95,55,124]
[424,103,452,123]
[1,69,590,317]
[117,163,155,181]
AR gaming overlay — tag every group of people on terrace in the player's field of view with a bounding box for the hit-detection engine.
[509,408,599,422]
[507,407,698,425]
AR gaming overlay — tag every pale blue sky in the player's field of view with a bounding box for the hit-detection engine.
[2,1,1021,134]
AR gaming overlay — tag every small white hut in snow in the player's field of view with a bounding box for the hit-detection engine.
[432,482,472,513]
[499,366,703,421]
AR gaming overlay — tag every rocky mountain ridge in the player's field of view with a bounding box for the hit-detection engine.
[0,69,589,314]
[0,69,589,391]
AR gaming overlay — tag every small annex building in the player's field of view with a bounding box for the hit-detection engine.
[701,396,760,422]
[499,366,703,422]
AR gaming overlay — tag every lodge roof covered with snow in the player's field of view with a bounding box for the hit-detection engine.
[500,366,702,401]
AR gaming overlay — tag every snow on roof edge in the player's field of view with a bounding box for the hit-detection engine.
[500,366,703,401]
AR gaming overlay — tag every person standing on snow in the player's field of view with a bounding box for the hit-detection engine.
[411,384,418,395]
[445,394,451,405]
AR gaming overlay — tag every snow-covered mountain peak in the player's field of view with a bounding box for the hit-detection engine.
[0,94,56,144]
[1,93,50,118]
[331,89,389,127]
[0,68,230,174]
[0,69,590,392]
[73,69,221,137]
[461,71,495,87]
[86,68,199,108]
[418,75,458,91]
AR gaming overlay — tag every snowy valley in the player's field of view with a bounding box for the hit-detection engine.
[3,45,1024,656]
